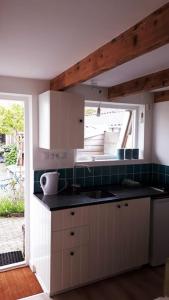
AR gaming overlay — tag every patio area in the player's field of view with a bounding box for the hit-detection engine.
[0,162,25,265]
[0,216,24,254]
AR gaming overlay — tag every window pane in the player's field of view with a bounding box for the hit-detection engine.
[76,105,136,162]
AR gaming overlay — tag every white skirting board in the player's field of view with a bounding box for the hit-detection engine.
[19,293,52,300]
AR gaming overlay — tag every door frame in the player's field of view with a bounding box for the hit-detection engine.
[0,92,32,270]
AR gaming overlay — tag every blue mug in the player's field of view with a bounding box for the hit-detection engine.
[117,148,124,160]
[132,148,139,159]
[125,149,132,160]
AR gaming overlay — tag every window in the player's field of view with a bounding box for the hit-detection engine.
[76,101,144,162]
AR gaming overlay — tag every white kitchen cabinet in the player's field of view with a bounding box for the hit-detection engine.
[109,198,150,274]
[88,197,150,281]
[31,196,150,296]
[39,90,84,149]
[51,245,89,292]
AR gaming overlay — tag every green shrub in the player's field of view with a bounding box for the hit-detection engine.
[4,144,18,166]
[0,198,24,217]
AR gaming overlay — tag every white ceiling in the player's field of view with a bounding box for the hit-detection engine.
[85,44,169,87]
[0,0,168,82]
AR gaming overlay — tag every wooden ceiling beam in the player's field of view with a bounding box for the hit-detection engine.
[108,68,169,99]
[154,90,169,103]
[50,3,169,91]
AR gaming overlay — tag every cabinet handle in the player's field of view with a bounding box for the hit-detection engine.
[70,231,75,236]
[124,203,128,207]
[70,211,75,216]
[70,251,74,256]
[79,119,83,123]
[117,204,121,208]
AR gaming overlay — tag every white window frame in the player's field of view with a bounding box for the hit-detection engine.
[75,100,144,165]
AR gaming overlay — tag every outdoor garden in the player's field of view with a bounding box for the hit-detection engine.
[0,103,24,217]
[0,101,25,265]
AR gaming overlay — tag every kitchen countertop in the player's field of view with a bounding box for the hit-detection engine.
[34,185,169,211]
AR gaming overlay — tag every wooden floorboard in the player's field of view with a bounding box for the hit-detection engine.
[0,267,42,300]
[54,266,164,300]
[0,265,165,300]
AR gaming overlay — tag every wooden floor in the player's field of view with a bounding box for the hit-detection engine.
[0,267,42,300]
[54,266,165,300]
[0,265,165,300]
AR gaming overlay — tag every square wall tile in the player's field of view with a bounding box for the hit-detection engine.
[34,170,46,182]
[166,166,169,176]
[101,166,110,176]
[65,168,73,179]
[152,164,159,173]
[58,169,65,178]
[118,165,126,175]
[94,167,102,176]
[102,175,111,185]
[75,167,84,178]
[34,181,42,193]
[85,176,94,187]
[110,166,119,175]
[94,176,102,186]
[159,164,165,174]
[133,164,141,173]
[126,165,133,174]
[85,167,94,177]
[76,177,85,187]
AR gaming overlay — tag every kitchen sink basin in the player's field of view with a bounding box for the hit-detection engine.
[84,190,117,199]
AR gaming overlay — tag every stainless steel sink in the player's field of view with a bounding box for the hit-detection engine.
[84,190,117,199]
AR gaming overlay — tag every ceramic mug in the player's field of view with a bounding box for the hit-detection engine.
[125,149,132,160]
[132,148,139,159]
[117,148,124,160]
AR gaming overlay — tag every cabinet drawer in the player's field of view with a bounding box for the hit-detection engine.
[52,226,89,251]
[52,206,89,231]
[51,245,89,293]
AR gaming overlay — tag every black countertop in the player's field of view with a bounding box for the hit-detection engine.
[34,185,169,211]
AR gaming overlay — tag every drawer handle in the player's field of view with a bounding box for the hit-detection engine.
[79,119,83,123]
[70,211,75,216]
[124,203,128,207]
[70,251,74,256]
[117,204,121,208]
[70,231,75,236]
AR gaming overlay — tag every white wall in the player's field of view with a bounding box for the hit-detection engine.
[0,77,153,169]
[153,100,169,165]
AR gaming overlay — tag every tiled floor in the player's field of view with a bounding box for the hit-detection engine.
[0,216,24,254]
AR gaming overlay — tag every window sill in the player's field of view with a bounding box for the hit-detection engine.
[75,158,149,167]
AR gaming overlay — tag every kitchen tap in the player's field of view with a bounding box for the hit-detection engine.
[72,163,91,192]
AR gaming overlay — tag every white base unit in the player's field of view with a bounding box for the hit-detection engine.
[30,196,150,295]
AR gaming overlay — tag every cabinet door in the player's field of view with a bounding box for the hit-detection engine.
[88,203,118,280]
[88,198,150,281]
[39,90,84,149]
[51,245,89,294]
[114,197,150,273]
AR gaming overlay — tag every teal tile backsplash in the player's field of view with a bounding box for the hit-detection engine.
[34,163,155,193]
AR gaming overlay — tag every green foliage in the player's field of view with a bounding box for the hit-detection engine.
[0,198,24,217]
[85,107,97,116]
[0,103,24,135]
[4,144,18,165]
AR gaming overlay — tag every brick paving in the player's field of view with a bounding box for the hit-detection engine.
[0,217,24,254]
